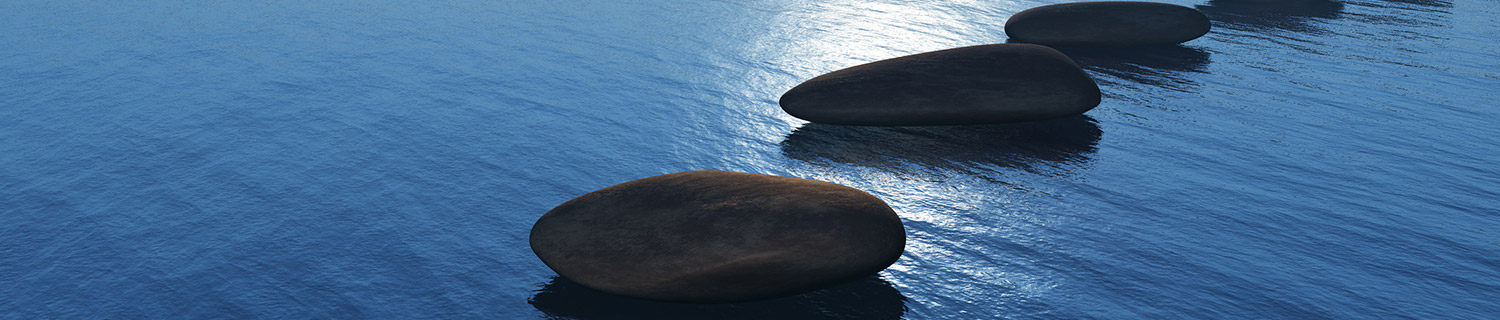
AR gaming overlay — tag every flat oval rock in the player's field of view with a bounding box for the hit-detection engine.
[1006,1,1212,47]
[779,44,1100,126]
[529,170,906,303]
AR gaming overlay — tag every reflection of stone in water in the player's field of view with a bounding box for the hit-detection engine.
[780,116,1101,174]
[1196,0,1344,32]
[529,276,907,320]
[1056,45,1211,90]
[1385,0,1452,8]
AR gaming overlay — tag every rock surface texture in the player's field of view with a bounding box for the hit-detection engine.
[530,170,906,303]
[1005,1,1212,47]
[779,44,1100,126]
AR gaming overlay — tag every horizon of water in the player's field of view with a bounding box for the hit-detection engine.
[3,0,1498,318]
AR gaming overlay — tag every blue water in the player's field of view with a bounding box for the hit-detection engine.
[3,0,1497,318]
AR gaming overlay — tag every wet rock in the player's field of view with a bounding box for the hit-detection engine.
[529,170,906,303]
[779,44,1100,126]
[1006,1,1212,47]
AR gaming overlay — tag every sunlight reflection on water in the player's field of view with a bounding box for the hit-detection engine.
[4,0,1499,318]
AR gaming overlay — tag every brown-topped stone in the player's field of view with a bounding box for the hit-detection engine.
[530,170,906,303]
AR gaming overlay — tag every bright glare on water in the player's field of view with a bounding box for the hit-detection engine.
[2,0,1498,319]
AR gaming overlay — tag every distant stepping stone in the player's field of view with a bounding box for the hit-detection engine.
[779,44,1100,126]
[530,170,906,303]
[1006,1,1212,47]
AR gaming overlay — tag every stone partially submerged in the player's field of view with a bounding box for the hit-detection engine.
[1005,1,1212,47]
[529,170,906,303]
[779,44,1100,126]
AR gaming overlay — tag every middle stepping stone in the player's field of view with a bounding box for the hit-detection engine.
[779,44,1100,126]
[1005,1,1212,47]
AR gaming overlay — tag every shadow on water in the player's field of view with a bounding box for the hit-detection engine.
[1195,0,1345,32]
[1382,0,1452,8]
[780,116,1101,174]
[1002,38,1211,90]
[1055,45,1212,90]
[529,275,907,320]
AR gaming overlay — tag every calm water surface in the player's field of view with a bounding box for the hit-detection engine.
[3,0,1497,318]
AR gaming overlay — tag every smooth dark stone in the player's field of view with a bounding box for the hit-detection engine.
[530,170,906,303]
[1005,1,1212,47]
[779,44,1100,126]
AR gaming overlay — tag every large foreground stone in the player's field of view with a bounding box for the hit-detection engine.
[530,170,906,303]
[1006,1,1212,47]
[779,44,1100,126]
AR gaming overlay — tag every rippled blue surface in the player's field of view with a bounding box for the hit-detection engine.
[4,0,1498,318]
